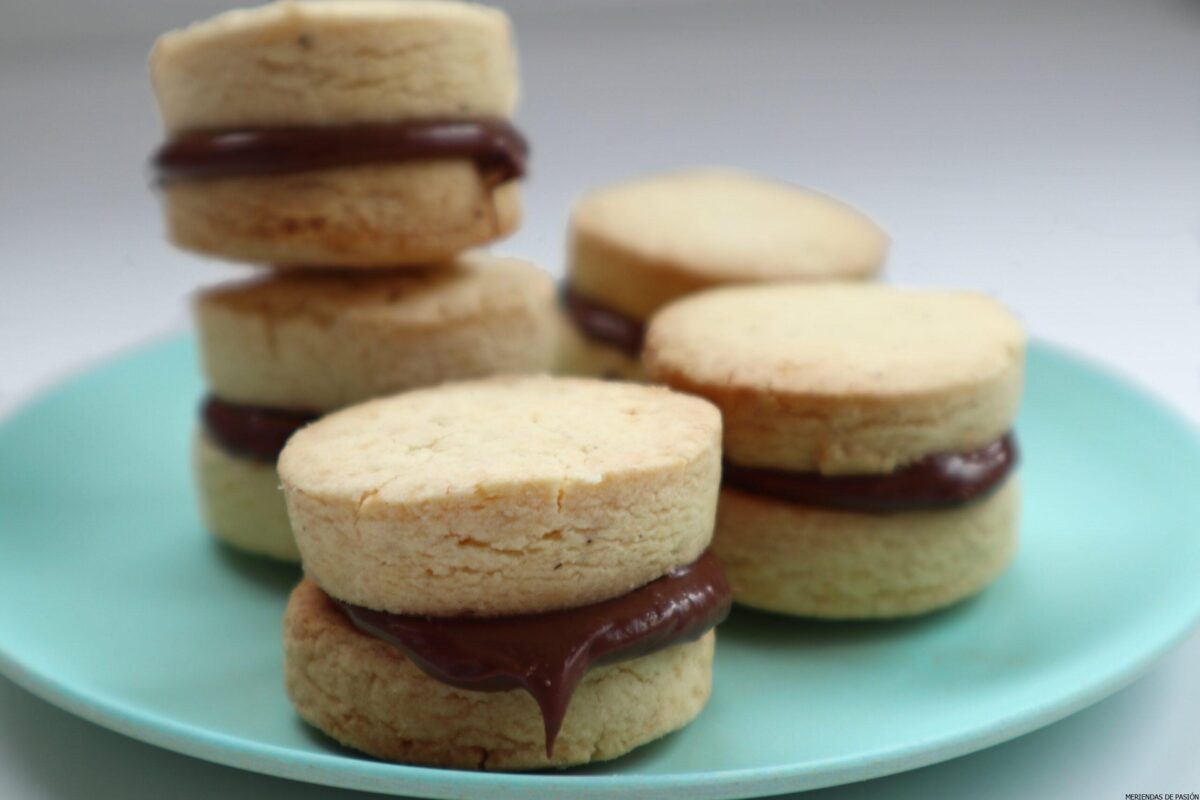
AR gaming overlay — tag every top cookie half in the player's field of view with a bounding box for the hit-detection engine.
[151,0,516,131]
[644,284,1025,475]
[279,376,723,616]
[149,1,524,267]
[195,252,557,411]
[566,169,889,322]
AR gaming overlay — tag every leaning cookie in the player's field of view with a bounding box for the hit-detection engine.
[645,284,1025,618]
[149,0,523,267]
[279,376,731,768]
[193,253,556,561]
[557,168,888,378]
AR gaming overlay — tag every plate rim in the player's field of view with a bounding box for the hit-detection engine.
[2,335,1199,799]
[2,617,1196,799]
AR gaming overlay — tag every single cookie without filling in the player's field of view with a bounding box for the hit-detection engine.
[149,0,524,267]
[644,284,1026,618]
[278,376,731,767]
[557,168,889,378]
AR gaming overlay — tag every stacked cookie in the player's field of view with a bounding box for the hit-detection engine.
[150,0,523,266]
[279,377,731,768]
[557,168,890,379]
[645,285,1026,618]
[148,0,553,560]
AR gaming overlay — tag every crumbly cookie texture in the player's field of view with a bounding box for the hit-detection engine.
[195,253,555,411]
[284,579,715,769]
[644,284,1026,474]
[193,431,299,561]
[278,376,722,616]
[150,0,517,133]
[568,168,888,320]
[714,478,1019,618]
[551,307,644,381]
[164,163,520,268]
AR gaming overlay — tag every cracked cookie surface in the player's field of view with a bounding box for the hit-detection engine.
[279,375,722,615]
[644,283,1026,474]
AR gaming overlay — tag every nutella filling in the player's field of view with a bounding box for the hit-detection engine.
[336,550,731,755]
[559,285,646,358]
[723,434,1018,514]
[201,396,320,463]
[153,117,528,184]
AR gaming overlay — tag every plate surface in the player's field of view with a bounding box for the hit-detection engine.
[1,338,1198,799]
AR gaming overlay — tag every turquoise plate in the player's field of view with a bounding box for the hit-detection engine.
[1,338,1198,799]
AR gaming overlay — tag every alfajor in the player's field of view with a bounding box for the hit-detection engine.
[558,168,888,378]
[644,284,1025,618]
[279,376,730,768]
[149,0,524,267]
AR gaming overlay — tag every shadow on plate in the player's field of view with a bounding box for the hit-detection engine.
[210,539,302,596]
[718,595,983,652]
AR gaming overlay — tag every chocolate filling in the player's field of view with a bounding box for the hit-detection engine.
[559,284,646,358]
[336,550,731,755]
[153,118,528,184]
[201,396,320,463]
[723,434,1018,514]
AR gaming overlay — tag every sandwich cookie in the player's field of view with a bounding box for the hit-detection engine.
[279,376,731,768]
[558,168,889,378]
[194,254,556,561]
[150,0,524,267]
[644,284,1025,618]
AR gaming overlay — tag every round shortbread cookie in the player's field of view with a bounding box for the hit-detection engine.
[193,431,298,562]
[195,253,556,411]
[150,0,521,266]
[551,307,644,381]
[164,164,520,268]
[567,168,888,321]
[284,578,715,769]
[644,284,1026,474]
[714,478,1019,618]
[150,0,517,133]
[278,376,722,616]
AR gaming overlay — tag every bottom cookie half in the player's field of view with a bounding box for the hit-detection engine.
[283,578,715,770]
[552,310,644,382]
[193,431,299,562]
[714,477,1019,618]
[165,161,520,268]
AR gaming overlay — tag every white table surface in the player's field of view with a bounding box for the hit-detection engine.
[1,0,1198,796]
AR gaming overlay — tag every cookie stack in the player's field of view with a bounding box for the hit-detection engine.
[557,169,890,379]
[144,0,1030,778]
[148,0,555,560]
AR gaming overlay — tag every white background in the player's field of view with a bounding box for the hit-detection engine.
[1,0,1198,797]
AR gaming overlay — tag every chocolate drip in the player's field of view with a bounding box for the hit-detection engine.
[153,118,528,185]
[560,285,646,358]
[723,434,1017,513]
[201,396,320,462]
[336,550,731,755]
